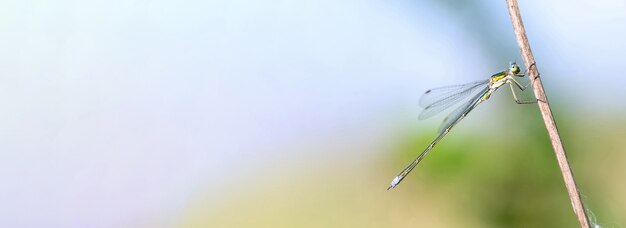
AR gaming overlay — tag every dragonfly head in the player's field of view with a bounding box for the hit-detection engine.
[509,61,521,76]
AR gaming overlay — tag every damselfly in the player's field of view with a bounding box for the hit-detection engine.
[388,62,536,190]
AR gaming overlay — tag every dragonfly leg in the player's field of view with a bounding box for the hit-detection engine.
[508,83,537,104]
[510,77,531,91]
[523,62,540,80]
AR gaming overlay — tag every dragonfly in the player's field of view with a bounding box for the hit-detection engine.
[388,62,536,190]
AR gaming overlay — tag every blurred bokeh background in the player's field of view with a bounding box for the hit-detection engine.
[1,0,625,227]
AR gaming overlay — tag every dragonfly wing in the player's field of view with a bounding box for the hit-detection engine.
[438,87,490,134]
[418,79,489,120]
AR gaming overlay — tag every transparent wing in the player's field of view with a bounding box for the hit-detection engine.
[438,87,490,134]
[418,79,489,120]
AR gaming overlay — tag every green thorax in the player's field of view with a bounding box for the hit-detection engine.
[489,71,508,84]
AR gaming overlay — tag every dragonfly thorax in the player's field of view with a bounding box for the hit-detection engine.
[489,72,508,89]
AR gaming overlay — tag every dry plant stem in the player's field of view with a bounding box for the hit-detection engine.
[505,0,590,227]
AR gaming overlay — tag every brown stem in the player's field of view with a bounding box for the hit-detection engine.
[505,0,590,227]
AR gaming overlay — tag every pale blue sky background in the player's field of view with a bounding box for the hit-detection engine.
[1,0,625,227]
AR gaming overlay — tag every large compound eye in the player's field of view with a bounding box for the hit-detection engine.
[508,61,520,74]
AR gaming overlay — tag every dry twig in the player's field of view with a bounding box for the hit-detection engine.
[505,0,590,227]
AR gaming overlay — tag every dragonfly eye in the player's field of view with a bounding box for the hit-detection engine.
[509,63,520,74]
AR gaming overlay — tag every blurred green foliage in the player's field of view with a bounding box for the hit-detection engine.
[183,105,624,227]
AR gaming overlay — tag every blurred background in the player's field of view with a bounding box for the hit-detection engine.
[1,0,625,227]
